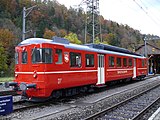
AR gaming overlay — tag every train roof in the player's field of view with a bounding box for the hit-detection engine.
[18,37,145,59]
[85,44,141,56]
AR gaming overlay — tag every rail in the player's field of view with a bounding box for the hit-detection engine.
[84,82,160,120]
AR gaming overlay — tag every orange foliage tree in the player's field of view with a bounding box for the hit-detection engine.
[43,29,56,39]
[0,29,15,49]
[0,29,16,74]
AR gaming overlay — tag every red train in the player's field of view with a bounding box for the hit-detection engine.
[6,37,147,101]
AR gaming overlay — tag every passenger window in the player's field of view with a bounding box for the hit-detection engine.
[123,58,127,67]
[55,49,62,64]
[85,54,94,67]
[15,52,19,64]
[70,52,81,67]
[22,51,27,64]
[117,57,121,67]
[129,59,132,66]
[109,56,114,67]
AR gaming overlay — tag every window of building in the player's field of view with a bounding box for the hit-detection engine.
[85,54,94,67]
[15,52,19,64]
[117,57,121,67]
[22,51,27,64]
[70,52,81,67]
[32,48,52,64]
[129,58,132,66]
[55,49,62,64]
[109,56,114,67]
[123,58,127,67]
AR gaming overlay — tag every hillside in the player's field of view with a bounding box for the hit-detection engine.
[0,0,159,76]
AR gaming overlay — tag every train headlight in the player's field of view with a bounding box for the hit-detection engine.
[33,71,37,78]
[15,73,18,78]
[19,83,27,91]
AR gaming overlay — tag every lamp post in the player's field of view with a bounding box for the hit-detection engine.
[22,5,37,41]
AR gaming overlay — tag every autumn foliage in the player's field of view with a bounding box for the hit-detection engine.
[43,29,56,39]
[0,0,159,76]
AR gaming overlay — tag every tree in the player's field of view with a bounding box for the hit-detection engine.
[103,33,116,45]
[94,37,108,44]
[43,28,56,39]
[0,29,16,75]
[59,29,67,37]
[0,29,15,49]
[0,44,8,75]
[64,32,81,44]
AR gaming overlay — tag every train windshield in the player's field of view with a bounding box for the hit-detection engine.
[22,51,27,64]
[32,48,52,64]
[15,52,19,64]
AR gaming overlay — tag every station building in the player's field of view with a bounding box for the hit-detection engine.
[135,43,160,74]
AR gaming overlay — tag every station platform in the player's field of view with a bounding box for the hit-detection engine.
[148,107,160,120]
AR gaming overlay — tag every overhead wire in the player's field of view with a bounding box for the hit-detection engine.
[138,0,160,22]
[133,0,160,27]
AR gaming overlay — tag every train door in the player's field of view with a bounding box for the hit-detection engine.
[97,54,105,85]
[133,58,136,78]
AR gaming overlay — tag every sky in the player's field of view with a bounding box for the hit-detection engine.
[57,0,160,37]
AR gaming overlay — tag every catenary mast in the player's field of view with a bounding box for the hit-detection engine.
[84,0,102,43]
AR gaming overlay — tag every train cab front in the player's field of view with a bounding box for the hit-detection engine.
[5,72,49,102]
[4,38,54,102]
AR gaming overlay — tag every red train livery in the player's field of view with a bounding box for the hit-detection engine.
[6,37,147,101]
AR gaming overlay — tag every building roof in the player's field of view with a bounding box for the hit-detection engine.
[135,42,160,55]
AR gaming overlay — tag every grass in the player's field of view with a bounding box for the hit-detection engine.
[0,77,14,82]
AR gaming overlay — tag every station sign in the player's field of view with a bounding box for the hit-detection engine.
[0,96,13,115]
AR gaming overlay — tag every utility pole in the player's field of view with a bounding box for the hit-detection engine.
[144,36,147,57]
[22,5,37,41]
[84,0,102,44]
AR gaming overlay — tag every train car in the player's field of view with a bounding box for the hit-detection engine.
[5,37,147,101]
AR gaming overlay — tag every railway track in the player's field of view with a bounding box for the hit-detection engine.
[13,100,47,112]
[12,97,71,113]
[23,76,160,120]
[84,81,160,120]
[0,75,157,97]
[0,76,159,120]
[0,83,17,96]
[0,76,158,118]
[0,90,17,96]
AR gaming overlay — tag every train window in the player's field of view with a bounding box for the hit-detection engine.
[85,54,94,67]
[116,57,121,67]
[129,59,132,66]
[42,48,52,63]
[15,52,19,64]
[142,60,145,67]
[32,48,52,64]
[123,58,127,67]
[70,52,81,67]
[109,56,114,67]
[22,51,27,64]
[55,49,62,64]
